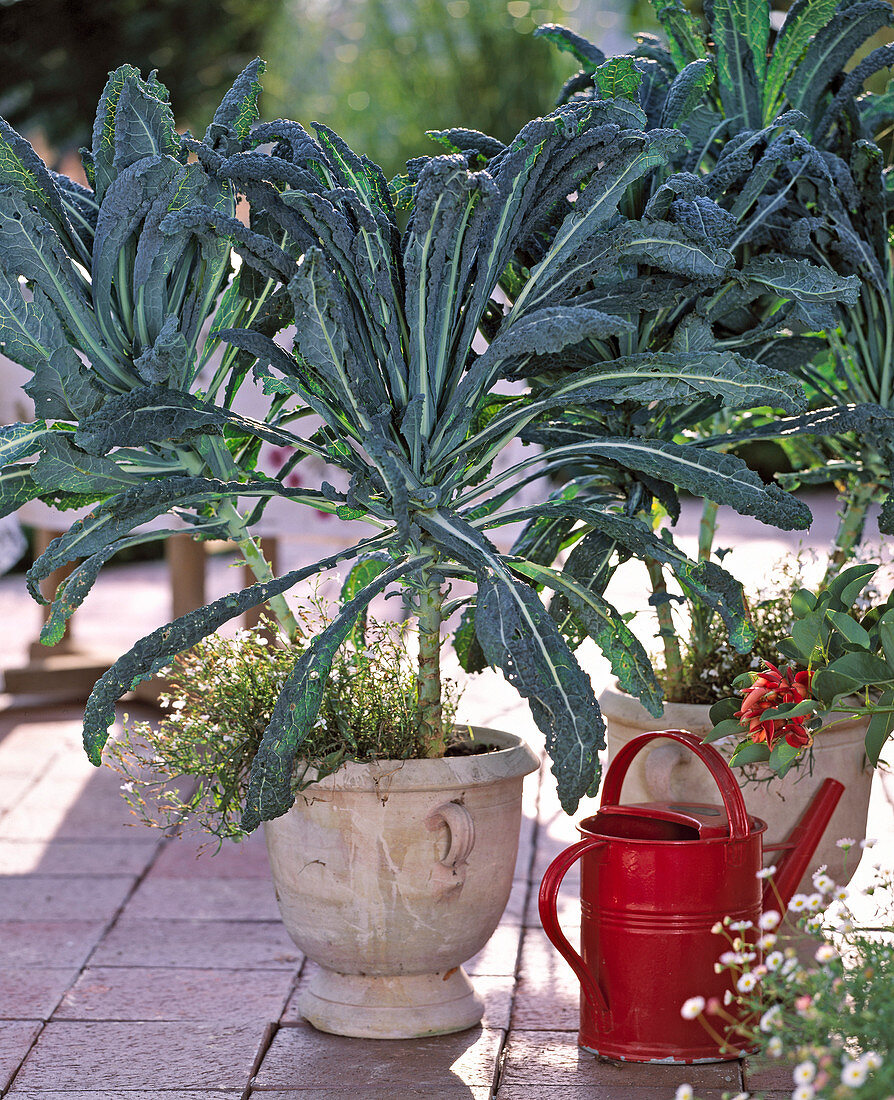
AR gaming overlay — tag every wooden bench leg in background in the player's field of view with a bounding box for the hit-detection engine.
[167,533,207,621]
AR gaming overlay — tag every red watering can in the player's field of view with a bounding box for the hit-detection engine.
[539,729,845,1064]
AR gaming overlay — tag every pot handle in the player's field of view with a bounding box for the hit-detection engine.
[426,800,475,870]
[538,837,609,1014]
[601,729,751,840]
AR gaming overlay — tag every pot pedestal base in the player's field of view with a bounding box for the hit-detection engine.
[299,966,484,1039]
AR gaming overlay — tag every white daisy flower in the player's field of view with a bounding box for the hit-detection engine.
[860,1052,882,1070]
[767,1036,783,1057]
[793,1061,816,1084]
[788,893,809,912]
[836,837,857,849]
[736,972,760,993]
[811,872,835,893]
[675,1085,694,1100]
[729,919,753,931]
[765,950,784,971]
[814,944,837,964]
[756,864,777,879]
[680,997,705,1020]
[760,1005,781,1032]
[859,837,877,848]
[759,909,781,930]
[841,1060,868,1088]
[758,933,777,951]
[792,1086,815,1100]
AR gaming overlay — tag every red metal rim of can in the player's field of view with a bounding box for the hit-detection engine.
[576,814,769,844]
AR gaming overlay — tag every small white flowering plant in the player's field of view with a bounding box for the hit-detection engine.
[678,844,892,1100]
[108,604,461,843]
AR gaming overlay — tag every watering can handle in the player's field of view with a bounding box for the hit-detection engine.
[538,837,610,1015]
[601,729,751,841]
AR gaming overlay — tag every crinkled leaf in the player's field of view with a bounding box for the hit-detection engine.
[132,316,191,388]
[705,0,769,128]
[475,572,604,812]
[594,58,643,102]
[661,60,716,127]
[534,23,606,69]
[241,557,417,830]
[75,386,224,454]
[763,0,839,120]
[514,557,663,717]
[205,58,266,151]
[652,0,709,69]
[31,433,142,495]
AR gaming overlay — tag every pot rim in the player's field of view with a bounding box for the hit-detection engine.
[296,724,540,794]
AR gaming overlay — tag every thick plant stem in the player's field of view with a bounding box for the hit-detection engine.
[416,564,445,758]
[217,501,301,641]
[822,480,878,587]
[645,555,684,701]
[690,499,719,665]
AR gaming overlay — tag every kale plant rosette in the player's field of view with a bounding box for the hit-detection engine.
[0,62,820,832]
[532,0,894,699]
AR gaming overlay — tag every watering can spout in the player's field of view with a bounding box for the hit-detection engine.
[761,778,845,913]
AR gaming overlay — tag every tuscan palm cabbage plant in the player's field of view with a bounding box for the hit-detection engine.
[0,60,310,640]
[531,2,894,696]
[0,66,821,828]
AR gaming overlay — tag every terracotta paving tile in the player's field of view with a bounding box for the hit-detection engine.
[0,967,78,1020]
[13,1020,267,1090]
[8,1093,244,1099]
[744,1054,799,1091]
[524,884,582,929]
[465,922,524,977]
[0,777,33,814]
[0,777,136,840]
[124,877,281,921]
[249,1092,491,1099]
[499,1031,745,1094]
[55,965,296,1023]
[281,965,514,1032]
[502,875,529,924]
[0,838,159,876]
[147,833,271,878]
[90,917,302,970]
[0,874,135,921]
[510,928,580,1031]
[0,921,106,968]
[251,1021,504,1092]
[495,1090,732,1099]
[0,1020,41,1093]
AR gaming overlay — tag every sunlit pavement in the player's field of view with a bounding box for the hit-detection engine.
[0,490,891,1097]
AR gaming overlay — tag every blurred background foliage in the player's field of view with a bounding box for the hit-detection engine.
[0,0,282,159]
[260,0,635,178]
[0,0,636,176]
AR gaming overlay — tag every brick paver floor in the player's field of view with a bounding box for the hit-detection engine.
[1,492,892,1097]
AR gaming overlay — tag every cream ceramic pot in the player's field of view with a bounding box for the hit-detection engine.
[598,682,874,893]
[263,726,539,1039]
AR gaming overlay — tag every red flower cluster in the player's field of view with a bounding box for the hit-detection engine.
[735,662,814,750]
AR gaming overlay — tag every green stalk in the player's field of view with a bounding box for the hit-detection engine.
[178,449,301,640]
[416,559,445,758]
[218,500,301,642]
[689,498,719,667]
[645,555,685,701]
[822,478,879,586]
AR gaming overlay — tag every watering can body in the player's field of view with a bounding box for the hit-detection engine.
[539,730,845,1064]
